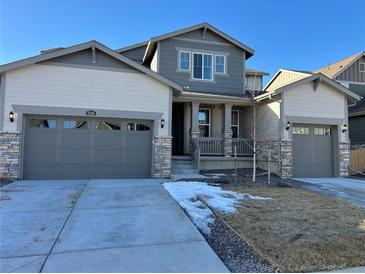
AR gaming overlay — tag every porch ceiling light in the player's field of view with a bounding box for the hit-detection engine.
[161,119,165,128]
[285,121,291,131]
[9,111,15,123]
[342,124,347,133]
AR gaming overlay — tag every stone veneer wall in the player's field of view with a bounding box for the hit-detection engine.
[153,136,172,178]
[0,132,21,180]
[223,132,232,157]
[256,140,280,162]
[338,142,350,177]
[280,140,293,179]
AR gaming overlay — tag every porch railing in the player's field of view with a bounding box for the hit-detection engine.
[197,137,224,155]
[232,138,254,156]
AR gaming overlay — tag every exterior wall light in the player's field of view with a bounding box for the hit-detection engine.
[342,124,347,133]
[285,121,291,131]
[9,111,15,123]
[161,119,165,128]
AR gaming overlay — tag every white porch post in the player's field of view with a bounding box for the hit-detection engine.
[223,103,233,157]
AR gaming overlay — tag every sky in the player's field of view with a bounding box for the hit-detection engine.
[1,0,364,83]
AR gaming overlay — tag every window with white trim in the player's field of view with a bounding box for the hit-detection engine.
[360,62,365,73]
[193,53,213,80]
[231,110,239,138]
[179,51,190,71]
[215,55,225,74]
[198,108,211,137]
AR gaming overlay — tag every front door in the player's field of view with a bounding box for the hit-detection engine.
[172,103,185,155]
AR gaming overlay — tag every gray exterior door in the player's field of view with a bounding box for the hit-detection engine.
[23,116,152,179]
[292,124,335,177]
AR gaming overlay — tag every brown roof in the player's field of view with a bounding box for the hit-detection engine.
[314,51,365,78]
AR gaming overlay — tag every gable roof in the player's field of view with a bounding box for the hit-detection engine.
[0,40,183,92]
[264,69,313,91]
[256,73,361,102]
[314,51,365,79]
[115,40,149,53]
[142,22,255,63]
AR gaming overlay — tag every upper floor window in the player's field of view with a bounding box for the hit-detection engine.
[360,62,365,73]
[215,55,226,74]
[193,53,213,80]
[179,51,190,71]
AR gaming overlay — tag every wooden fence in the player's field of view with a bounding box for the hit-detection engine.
[350,147,365,174]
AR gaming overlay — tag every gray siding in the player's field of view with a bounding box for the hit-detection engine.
[120,45,147,63]
[349,83,365,97]
[349,116,365,144]
[158,29,245,96]
[336,56,365,83]
[41,49,139,72]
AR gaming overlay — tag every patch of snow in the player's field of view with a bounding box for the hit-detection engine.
[163,181,271,234]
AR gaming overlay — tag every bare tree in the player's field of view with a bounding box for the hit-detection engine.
[246,71,260,183]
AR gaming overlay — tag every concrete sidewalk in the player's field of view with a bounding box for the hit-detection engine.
[0,179,228,273]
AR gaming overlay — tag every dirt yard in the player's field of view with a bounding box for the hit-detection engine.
[220,186,365,272]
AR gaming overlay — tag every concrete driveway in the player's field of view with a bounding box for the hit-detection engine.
[294,177,365,208]
[0,179,228,273]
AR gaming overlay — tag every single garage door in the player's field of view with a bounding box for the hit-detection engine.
[292,124,335,177]
[23,116,152,179]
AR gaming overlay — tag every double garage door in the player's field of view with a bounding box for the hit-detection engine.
[292,124,335,177]
[23,116,152,179]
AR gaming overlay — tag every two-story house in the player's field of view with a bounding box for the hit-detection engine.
[0,23,360,181]
[314,52,365,147]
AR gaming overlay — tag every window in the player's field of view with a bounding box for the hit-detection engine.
[193,53,213,80]
[215,55,225,74]
[179,51,190,71]
[360,62,365,73]
[63,120,89,129]
[231,110,239,138]
[127,123,150,131]
[29,119,56,128]
[96,121,121,130]
[314,128,331,135]
[198,108,210,137]
[292,127,309,135]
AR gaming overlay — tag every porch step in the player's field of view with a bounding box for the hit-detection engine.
[172,155,192,160]
[171,159,199,176]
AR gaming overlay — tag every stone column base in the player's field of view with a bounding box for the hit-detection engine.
[223,132,232,157]
[339,142,350,177]
[153,136,172,178]
[0,132,21,181]
[280,140,292,179]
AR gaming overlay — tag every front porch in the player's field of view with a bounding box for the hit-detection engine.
[171,95,254,170]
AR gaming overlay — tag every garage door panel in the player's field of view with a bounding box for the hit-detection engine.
[24,148,57,163]
[293,124,335,178]
[23,164,58,180]
[24,116,152,179]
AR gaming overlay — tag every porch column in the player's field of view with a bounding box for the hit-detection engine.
[191,102,200,141]
[223,103,233,157]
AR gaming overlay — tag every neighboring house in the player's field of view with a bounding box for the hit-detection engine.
[0,23,360,181]
[314,52,365,146]
[261,69,360,177]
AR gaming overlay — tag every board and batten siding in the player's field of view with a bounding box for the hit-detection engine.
[266,71,310,91]
[283,81,345,119]
[256,100,281,141]
[336,56,365,83]
[3,64,171,136]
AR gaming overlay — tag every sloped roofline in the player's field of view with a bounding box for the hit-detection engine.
[115,40,149,53]
[263,69,312,91]
[0,40,183,92]
[314,51,365,79]
[257,73,361,102]
[142,22,255,63]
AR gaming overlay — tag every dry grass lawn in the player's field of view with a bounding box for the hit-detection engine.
[220,186,365,272]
